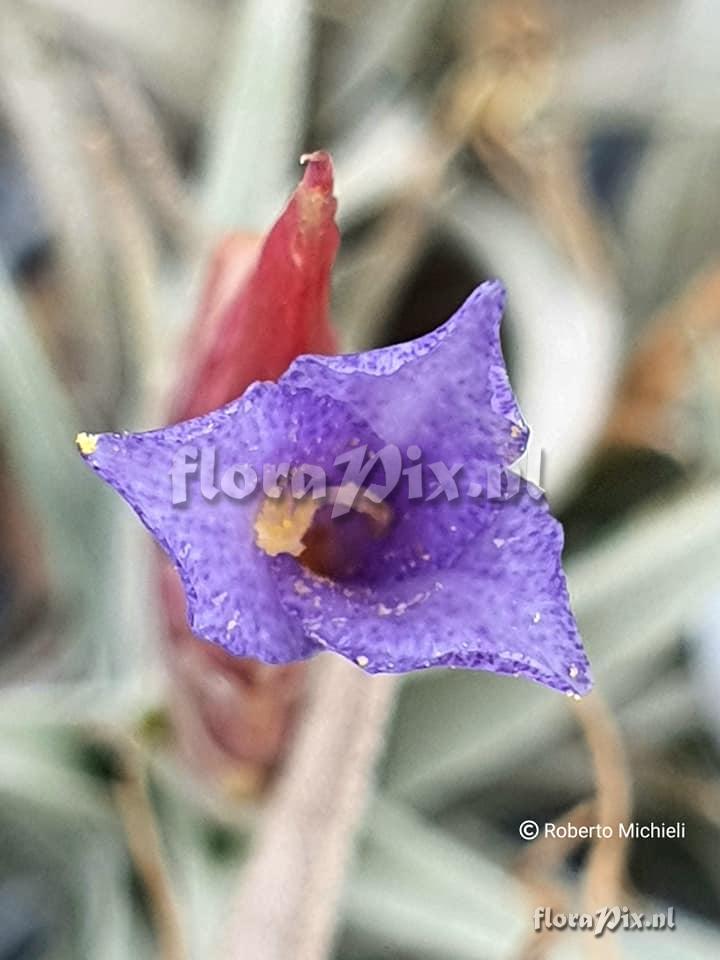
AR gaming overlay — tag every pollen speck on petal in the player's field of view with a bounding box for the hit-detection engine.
[75,432,98,456]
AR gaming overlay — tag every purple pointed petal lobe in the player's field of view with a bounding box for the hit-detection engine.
[281,280,528,467]
[79,384,383,663]
[274,488,590,695]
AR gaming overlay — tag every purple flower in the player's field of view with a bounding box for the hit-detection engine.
[77,282,591,695]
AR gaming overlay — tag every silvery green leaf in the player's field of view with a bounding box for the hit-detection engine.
[557,0,675,124]
[334,100,426,226]
[0,734,111,823]
[661,0,720,129]
[26,0,220,121]
[443,186,623,502]
[344,871,516,960]
[618,4,720,318]
[345,873,507,960]
[0,266,92,574]
[199,0,311,230]
[620,137,720,321]
[356,798,523,931]
[690,592,720,747]
[0,14,119,398]
[321,0,447,121]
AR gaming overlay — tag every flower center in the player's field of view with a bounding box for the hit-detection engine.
[254,484,392,580]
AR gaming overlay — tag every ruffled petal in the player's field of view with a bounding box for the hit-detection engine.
[78,280,590,695]
[78,384,382,663]
[281,281,528,467]
[274,487,590,695]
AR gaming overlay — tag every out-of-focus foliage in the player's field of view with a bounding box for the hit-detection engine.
[2,1,720,958]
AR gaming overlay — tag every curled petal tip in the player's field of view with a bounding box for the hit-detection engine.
[300,150,334,193]
[488,277,506,298]
[478,278,506,308]
[569,669,593,698]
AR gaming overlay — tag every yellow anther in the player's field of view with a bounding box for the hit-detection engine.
[75,432,98,455]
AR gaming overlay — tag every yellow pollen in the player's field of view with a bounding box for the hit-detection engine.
[254,481,393,565]
[254,491,320,558]
[76,432,98,455]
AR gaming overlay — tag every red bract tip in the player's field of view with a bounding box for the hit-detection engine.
[170,151,339,422]
[300,150,334,192]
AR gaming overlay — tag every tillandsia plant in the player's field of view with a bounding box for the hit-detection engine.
[76,152,591,697]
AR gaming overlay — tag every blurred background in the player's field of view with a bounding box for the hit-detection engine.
[2,0,720,957]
